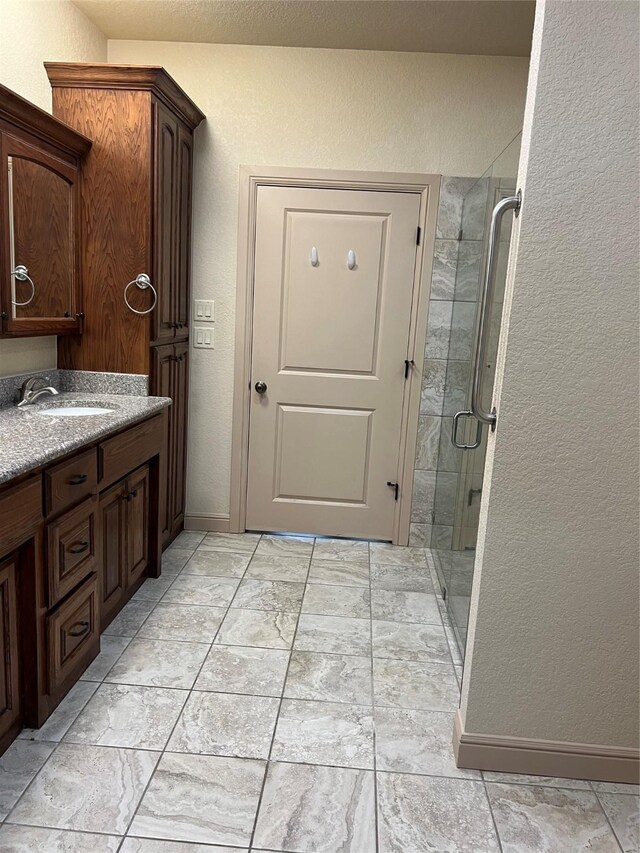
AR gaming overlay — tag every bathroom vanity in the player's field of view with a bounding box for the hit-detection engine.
[0,395,169,753]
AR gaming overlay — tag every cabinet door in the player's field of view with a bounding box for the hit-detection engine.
[152,102,179,344]
[0,134,82,337]
[152,343,174,545]
[0,558,20,744]
[171,343,189,535]
[99,480,126,630]
[126,465,150,587]
[175,124,193,333]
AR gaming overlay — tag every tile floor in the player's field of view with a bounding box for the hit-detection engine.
[1,531,637,852]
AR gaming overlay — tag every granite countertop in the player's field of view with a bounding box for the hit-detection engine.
[0,392,171,485]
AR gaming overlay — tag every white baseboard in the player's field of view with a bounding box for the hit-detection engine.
[184,514,231,533]
[453,710,640,784]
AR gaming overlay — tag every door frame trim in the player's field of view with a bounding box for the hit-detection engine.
[229,166,440,544]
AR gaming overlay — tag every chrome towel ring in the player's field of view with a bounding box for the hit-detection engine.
[11,264,35,307]
[124,273,157,315]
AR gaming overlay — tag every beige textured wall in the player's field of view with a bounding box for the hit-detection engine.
[461,0,639,748]
[108,40,529,521]
[0,0,107,378]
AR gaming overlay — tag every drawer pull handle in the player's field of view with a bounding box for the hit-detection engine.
[67,620,90,638]
[68,541,89,555]
[68,474,88,485]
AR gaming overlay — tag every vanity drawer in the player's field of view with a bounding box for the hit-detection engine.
[46,497,99,606]
[0,477,42,553]
[47,572,99,692]
[99,414,164,490]
[45,449,98,517]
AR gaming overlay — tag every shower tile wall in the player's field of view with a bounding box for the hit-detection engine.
[410,177,487,548]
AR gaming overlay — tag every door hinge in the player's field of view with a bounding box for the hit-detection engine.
[387,481,399,501]
[404,359,415,379]
[416,225,422,246]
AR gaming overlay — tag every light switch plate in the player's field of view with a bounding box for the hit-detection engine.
[193,326,214,349]
[193,299,214,322]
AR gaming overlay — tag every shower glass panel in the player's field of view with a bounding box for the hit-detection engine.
[432,133,521,660]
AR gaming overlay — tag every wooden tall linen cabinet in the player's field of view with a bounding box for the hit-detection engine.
[46,64,205,547]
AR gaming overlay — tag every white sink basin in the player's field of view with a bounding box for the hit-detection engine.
[36,406,115,417]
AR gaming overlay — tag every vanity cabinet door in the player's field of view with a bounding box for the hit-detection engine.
[126,465,150,587]
[0,557,20,746]
[171,343,189,535]
[0,133,83,337]
[99,480,127,630]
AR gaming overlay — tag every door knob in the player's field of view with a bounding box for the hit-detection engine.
[254,381,267,394]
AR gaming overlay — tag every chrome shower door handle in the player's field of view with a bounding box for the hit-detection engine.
[470,190,522,432]
[452,410,483,450]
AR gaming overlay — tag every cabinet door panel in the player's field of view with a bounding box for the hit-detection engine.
[171,343,189,534]
[176,125,193,332]
[152,344,174,545]
[0,558,20,743]
[99,481,126,629]
[127,465,150,586]
[153,102,178,343]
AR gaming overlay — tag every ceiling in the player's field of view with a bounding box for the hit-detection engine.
[73,0,535,57]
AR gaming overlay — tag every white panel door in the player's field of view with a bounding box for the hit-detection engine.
[246,185,421,540]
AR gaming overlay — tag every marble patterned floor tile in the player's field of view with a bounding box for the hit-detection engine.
[592,782,640,795]
[373,659,459,712]
[81,634,132,682]
[482,770,592,790]
[162,549,194,575]
[486,783,621,852]
[371,590,441,625]
[198,531,261,554]
[137,602,226,643]
[8,743,158,835]
[163,574,240,607]
[0,825,120,852]
[167,531,206,551]
[168,690,279,759]
[64,683,188,750]
[181,550,251,578]
[132,574,175,602]
[129,752,265,846]
[375,707,477,779]
[285,651,373,705]
[254,533,315,557]
[121,839,243,852]
[271,698,374,769]
[245,553,310,582]
[372,620,450,663]
[312,538,370,562]
[369,543,428,568]
[19,680,99,742]
[308,558,370,587]
[377,772,500,852]
[295,614,371,656]
[302,583,371,618]
[0,740,55,820]
[195,644,290,697]
[370,563,433,593]
[103,599,154,637]
[215,608,298,649]
[597,792,639,852]
[231,578,305,612]
[105,638,209,689]
[253,761,375,853]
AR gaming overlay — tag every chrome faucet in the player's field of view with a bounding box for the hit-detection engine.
[17,375,59,408]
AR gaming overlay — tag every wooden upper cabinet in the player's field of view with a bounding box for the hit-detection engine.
[0,84,91,337]
[47,64,205,374]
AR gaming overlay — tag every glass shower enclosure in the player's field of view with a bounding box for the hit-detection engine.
[431,134,521,660]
